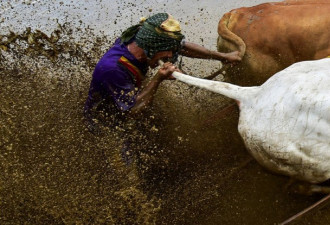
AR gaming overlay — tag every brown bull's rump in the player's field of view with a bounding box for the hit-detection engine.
[217,0,330,85]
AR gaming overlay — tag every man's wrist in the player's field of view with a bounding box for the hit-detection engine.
[208,50,213,59]
[153,73,165,83]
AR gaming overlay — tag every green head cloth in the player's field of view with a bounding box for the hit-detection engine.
[120,13,185,58]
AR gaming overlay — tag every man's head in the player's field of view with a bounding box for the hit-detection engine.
[121,13,185,64]
[135,13,184,59]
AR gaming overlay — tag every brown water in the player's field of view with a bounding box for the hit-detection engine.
[1,21,329,225]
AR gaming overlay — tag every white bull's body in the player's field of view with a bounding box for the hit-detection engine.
[172,58,330,183]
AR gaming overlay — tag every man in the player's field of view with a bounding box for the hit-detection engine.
[84,13,240,164]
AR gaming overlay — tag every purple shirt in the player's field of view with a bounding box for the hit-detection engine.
[84,38,148,126]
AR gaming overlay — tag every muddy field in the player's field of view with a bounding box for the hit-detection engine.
[1,0,329,224]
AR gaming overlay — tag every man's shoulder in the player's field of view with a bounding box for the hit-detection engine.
[94,50,124,75]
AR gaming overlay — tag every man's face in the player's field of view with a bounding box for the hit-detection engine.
[148,51,174,68]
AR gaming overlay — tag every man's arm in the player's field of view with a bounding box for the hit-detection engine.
[130,62,177,115]
[180,41,241,63]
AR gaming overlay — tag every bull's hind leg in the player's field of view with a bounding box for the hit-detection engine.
[286,180,330,195]
[296,184,330,195]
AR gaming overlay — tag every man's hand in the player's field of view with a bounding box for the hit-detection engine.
[222,51,242,64]
[155,62,181,81]
[131,62,181,115]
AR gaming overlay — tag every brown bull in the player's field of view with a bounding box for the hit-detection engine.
[217,0,330,86]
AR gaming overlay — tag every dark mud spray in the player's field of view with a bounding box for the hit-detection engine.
[0,24,167,224]
[0,17,245,224]
[1,0,326,225]
[0,0,246,223]
[0,22,242,224]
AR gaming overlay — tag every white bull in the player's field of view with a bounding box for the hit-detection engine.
[172,58,330,184]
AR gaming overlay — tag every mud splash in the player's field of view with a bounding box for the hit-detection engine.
[0,25,165,224]
[1,17,328,225]
[0,22,236,225]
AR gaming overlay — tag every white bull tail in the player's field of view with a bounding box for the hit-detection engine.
[172,70,257,103]
[158,60,257,102]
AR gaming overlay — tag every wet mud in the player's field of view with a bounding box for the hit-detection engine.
[1,1,330,225]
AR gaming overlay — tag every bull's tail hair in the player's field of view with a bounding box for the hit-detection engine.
[218,12,246,58]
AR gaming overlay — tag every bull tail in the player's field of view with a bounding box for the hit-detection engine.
[218,12,246,58]
[172,70,258,103]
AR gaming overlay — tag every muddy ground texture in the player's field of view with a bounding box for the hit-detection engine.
[1,23,330,225]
